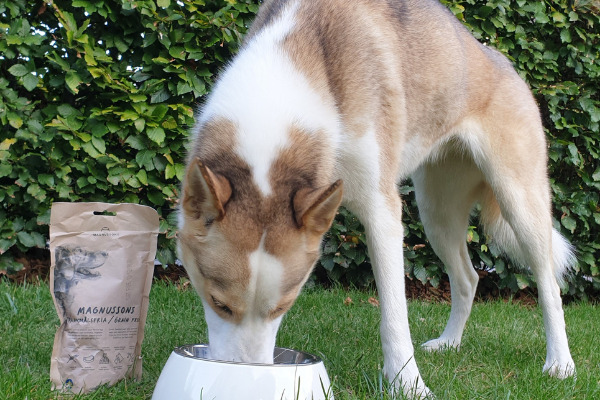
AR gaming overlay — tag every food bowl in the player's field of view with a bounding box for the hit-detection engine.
[152,344,334,400]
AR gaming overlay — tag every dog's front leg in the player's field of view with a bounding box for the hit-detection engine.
[349,193,432,399]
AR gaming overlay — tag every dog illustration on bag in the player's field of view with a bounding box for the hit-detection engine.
[53,246,107,316]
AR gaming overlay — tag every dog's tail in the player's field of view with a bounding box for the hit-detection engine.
[479,186,576,287]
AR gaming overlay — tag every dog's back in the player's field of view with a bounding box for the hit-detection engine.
[197,0,536,181]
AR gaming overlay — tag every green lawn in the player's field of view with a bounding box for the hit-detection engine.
[1,280,598,399]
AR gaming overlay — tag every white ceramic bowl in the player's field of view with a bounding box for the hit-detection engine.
[152,344,334,400]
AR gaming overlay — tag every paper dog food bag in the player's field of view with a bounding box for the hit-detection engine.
[49,202,159,393]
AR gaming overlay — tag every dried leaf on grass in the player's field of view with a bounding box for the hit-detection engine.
[368,297,379,307]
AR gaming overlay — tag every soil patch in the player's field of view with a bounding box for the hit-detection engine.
[2,250,538,305]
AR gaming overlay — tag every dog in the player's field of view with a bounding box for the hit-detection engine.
[53,246,107,317]
[178,0,576,397]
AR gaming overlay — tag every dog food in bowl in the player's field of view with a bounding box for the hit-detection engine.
[152,344,333,400]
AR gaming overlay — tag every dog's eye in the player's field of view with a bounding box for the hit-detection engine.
[211,296,232,316]
[269,306,286,319]
[204,217,215,228]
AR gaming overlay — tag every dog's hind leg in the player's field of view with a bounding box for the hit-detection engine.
[412,143,483,351]
[460,79,575,378]
[476,175,576,378]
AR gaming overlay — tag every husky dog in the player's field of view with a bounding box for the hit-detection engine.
[53,246,107,316]
[178,0,575,396]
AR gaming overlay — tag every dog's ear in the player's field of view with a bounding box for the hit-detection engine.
[182,159,232,221]
[293,180,343,235]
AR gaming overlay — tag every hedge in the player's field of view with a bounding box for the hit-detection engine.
[0,0,258,269]
[0,0,598,300]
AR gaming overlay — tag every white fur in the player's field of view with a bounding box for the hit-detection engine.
[336,127,432,397]
[205,233,285,364]
[204,300,283,364]
[337,125,382,207]
[247,233,285,314]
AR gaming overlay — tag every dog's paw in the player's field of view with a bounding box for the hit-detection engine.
[408,385,435,399]
[421,337,460,352]
[393,382,434,399]
[543,358,576,379]
[385,365,434,399]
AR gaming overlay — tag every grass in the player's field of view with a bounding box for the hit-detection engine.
[1,279,598,399]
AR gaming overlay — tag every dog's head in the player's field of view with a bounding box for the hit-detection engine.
[178,158,342,363]
[55,246,107,280]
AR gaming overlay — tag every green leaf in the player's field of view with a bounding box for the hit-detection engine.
[134,118,146,132]
[130,94,147,103]
[494,259,506,275]
[81,141,101,157]
[76,176,88,188]
[57,104,79,117]
[478,250,494,267]
[1,138,17,150]
[320,255,335,271]
[136,149,157,169]
[165,164,176,179]
[150,88,170,103]
[161,118,177,130]
[166,211,179,226]
[514,274,530,290]
[22,73,39,91]
[30,231,46,248]
[0,163,12,177]
[552,12,566,23]
[126,135,147,150]
[38,174,55,187]
[57,183,72,198]
[174,163,185,181]
[0,238,17,254]
[16,231,36,248]
[413,264,428,284]
[561,216,577,232]
[151,56,170,65]
[482,20,496,37]
[147,126,165,144]
[92,136,106,153]
[107,174,121,185]
[592,168,600,182]
[8,112,23,129]
[8,64,29,77]
[477,6,493,18]
[156,246,175,265]
[151,104,169,120]
[177,82,192,95]
[27,119,44,134]
[168,46,186,60]
[147,190,166,206]
[137,169,148,185]
[60,11,78,32]
[126,175,141,188]
[76,131,91,142]
[0,255,24,274]
[27,183,46,201]
[65,71,82,94]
